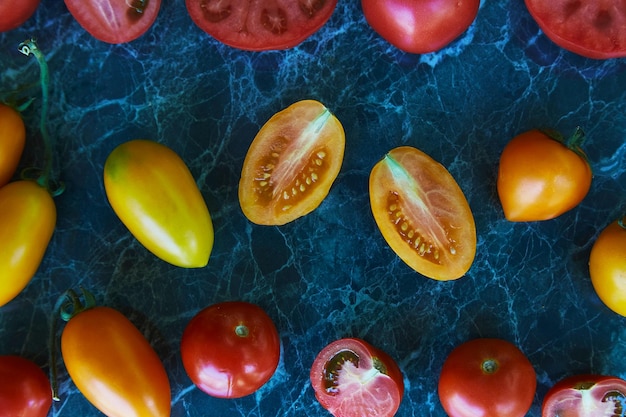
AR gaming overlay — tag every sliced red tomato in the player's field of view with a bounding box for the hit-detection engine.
[238,100,345,225]
[525,0,626,59]
[0,355,52,417]
[185,0,338,51]
[310,338,404,417]
[542,374,626,417]
[0,0,39,32]
[369,146,476,281]
[0,103,26,188]
[64,0,161,44]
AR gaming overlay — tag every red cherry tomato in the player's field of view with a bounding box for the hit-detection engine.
[185,0,338,51]
[64,0,161,43]
[0,355,52,417]
[361,0,480,54]
[542,374,626,417]
[310,338,404,417]
[181,301,281,398]
[0,0,39,32]
[438,338,537,417]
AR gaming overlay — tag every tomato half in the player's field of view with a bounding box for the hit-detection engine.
[61,305,171,417]
[361,0,480,54]
[310,337,404,417]
[0,180,56,307]
[0,0,39,32]
[497,129,592,222]
[239,100,345,225]
[180,301,280,398]
[369,146,476,281]
[438,338,537,417]
[542,374,626,417]
[589,219,626,316]
[185,0,337,51]
[103,139,214,268]
[64,0,161,44]
[0,103,26,187]
[0,355,52,417]
[525,0,626,59]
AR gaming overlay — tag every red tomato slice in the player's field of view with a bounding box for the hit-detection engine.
[64,0,161,44]
[185,0,338,51]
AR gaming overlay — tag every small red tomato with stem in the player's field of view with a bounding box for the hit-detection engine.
[0,355,52,417]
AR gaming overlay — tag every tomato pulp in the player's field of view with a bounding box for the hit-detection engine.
[0,355,52,417]
[589,219,626,316]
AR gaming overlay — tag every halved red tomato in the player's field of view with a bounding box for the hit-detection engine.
[310,338,404,417]
[238,100,345,225]
[369,146,476,281]
[185,0,338,51]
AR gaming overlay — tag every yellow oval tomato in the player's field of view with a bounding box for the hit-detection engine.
[497,129,592,222]
[103,139,213,268]
[0,180,55,307]
[0,103,26,187]
[589,219,626,316]
[238,100,345,225]
[61,306,171,417]
[369,146,476,281]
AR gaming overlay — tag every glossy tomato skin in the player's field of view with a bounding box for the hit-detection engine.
[185,0,337,51]
[497,129,592,222]
[0,180,56,307]
[104,139,213,268]
[239,100,345,225]
[0,103,26,187]
[0,0,39,32]
[369,146,476,281]
[438,338,536,417]
[0,355,52,417]
[542,374,626,417]
[589,219,626,316]
[180,301,280,398]
[64,0,161,43]
[310,338,404,417]
[361,0,480,54]
[61,306,171,417]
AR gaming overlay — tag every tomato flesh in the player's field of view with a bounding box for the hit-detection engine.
[0,355,52,417]
[0,103,26,187]
[542,375,626,417]
[589,219,626,316]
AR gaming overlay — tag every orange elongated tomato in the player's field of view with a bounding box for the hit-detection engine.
[104,139,213,268]
[0,103,26,187]
[239,100,345,225]
[0,180,55,307]
[589,219,626,316]
[61,306,171,417]
[369,146,476,281]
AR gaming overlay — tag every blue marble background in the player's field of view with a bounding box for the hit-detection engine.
[1,0,626,416]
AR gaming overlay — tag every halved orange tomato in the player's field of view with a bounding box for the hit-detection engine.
[369,146,476,281]
[0,103,26,187]
[238,100,345,226]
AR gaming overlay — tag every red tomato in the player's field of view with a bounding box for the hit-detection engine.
[438,338,537,417]
[542,374,626,417]
[361,0,480,54]
[0,103,26,188]
[64,0,161,43]
[0,0,39,32]
[310,338,404,417]
[180,301,280,398]
[185,0,338,51]
[525,0,626,59]
[0,355,52,417]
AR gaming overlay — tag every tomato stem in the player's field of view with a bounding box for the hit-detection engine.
[619,216,626,230]
[540,126,590,166]
[235,324,249,338]
[481,359,498,374]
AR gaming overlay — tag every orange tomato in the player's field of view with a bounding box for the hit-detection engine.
[0,103,26,187]
[238,100,345,225]
[497,129,592,221]
[369,146,476,281]
[0,180,55,307]
[589,219,626,316]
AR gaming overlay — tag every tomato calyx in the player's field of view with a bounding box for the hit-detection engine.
[481,358,499,374]
[539,126,590,167]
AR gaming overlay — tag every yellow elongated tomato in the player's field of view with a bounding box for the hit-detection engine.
[0,180,55,307]
[61,306,171,417]
[239,100,345,225]
[0,103,26,187]
[104,139,213,268]
[589,219,626,316]
[369,146,476,281]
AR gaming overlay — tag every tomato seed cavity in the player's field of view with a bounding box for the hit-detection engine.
[200,0,231,23]
[601,390,626,416]
[261,8,288,35]
[324,350,359,394]
[299,0,326,17]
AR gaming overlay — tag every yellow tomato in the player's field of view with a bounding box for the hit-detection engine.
[104,139,213,268]
[589,219,626,316]
[0,180,56,307]
[0,103,26,187]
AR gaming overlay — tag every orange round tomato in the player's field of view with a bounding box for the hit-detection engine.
[238,100,345,226]
[589,219,626,316]
[0,180,56,307]
[104,139,213,268]
[61,305,171,417]
[369,146,476,281]
[497,128,592,222]
[0,103,26,188]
